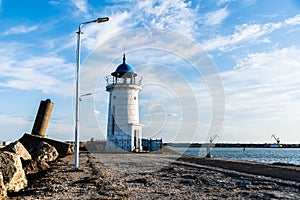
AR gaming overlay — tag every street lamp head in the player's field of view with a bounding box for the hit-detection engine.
[96,17,109,23]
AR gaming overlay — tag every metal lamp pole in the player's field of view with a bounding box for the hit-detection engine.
[75,17,109,170]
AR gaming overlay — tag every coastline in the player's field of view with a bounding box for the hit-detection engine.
[11,151,300,199]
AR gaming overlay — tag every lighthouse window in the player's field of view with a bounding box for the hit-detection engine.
[113,96,116,99]
[134,96,136,100]
[112,106,115,135]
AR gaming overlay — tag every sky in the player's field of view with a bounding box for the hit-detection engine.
[1,0,300,144]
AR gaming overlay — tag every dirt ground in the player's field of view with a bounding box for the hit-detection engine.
[9,152,300,199]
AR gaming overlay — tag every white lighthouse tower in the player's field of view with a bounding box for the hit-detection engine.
[105,54,143,152]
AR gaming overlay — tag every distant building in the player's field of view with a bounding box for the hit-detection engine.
[0,140,4,147]
[105,54,143,152]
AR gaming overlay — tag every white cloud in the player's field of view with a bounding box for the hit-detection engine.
[202,22,282,51]
[94,109,100,115]
[0,110,74,142]
[76,3,300,73]
[219,46,300,142]
[202,7,229,25]
[82,11,131,50]
[47,121,74,141]
[48,0,61,6]
[167,113,178,117]
[3,25,38,36]
[284,13,300,25]
[75,0,201,55]
[131,0,198,37]
[217,0,234,6]
[0,114,32,141]
[222,46,300,122]
[0,42,74,95]
[70,0,89,16]
[201,13,300,51]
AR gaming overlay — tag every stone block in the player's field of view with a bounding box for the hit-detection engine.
[1,141,32,161]
[0,172,7,199]
[19,133,74,157]
[22,159,50,175]
[0,152,27,192]
[29,141,59,163]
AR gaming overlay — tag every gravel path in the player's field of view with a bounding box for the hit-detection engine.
[93,153,179,173]
[93,153,300,199]
[10,152,300,199]
[10,154,105,199]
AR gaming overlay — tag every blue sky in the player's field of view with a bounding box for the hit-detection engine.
[1,0,300,144]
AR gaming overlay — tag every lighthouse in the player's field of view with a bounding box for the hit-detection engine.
[105,54,143,152]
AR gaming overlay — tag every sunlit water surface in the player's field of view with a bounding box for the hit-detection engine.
[172,147,300,165]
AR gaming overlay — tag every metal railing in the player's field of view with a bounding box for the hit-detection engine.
[105,76,142,86]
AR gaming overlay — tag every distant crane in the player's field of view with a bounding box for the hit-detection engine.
[206,135,218,158]
[271,134,282,147]
[210,135,218,143]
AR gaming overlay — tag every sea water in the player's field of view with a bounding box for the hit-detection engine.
[171,147,300,165]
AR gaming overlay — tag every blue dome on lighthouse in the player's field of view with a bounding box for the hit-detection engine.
[111,54,137,78]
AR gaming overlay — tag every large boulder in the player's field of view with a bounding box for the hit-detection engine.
[19,133,74,156]
[21,141,58,175]
[1,141,31,161]
[29,141,59,163]
[0,152,27,192]
[22,159,50,175]
[0,172,7,199]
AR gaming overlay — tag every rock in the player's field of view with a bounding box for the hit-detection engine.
[29,141,59,163]
[22,141,57,175]
[22,159,50,175]
[0,151,27,192]
[19,133,74,156]
[1,141,32,161]
[0,172,7,199]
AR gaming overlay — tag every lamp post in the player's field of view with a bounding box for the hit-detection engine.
[75,17,109,170]
[79,92,92,101]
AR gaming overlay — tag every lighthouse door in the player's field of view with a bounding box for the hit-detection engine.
[134,130,140,150]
